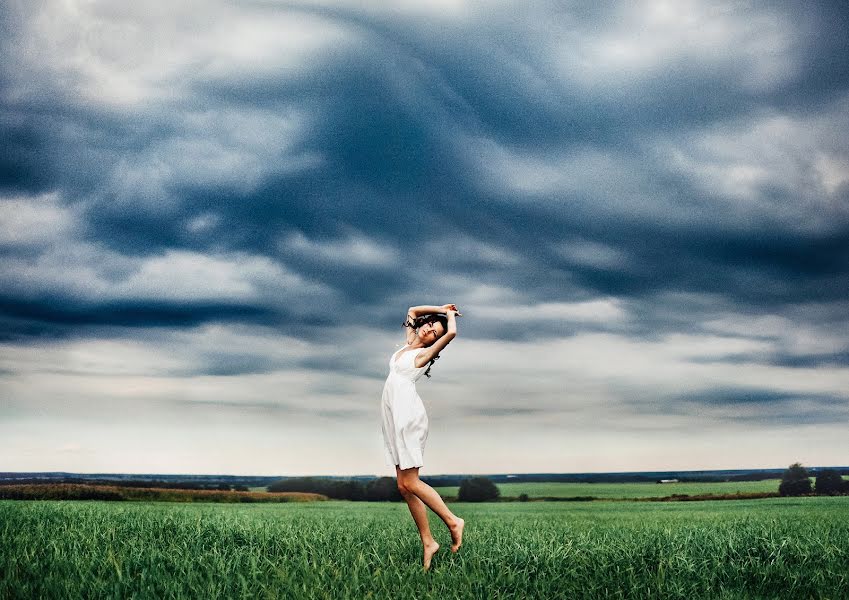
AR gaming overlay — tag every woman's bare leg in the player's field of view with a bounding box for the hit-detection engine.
[396,466,440,570]
[398,466,465,553]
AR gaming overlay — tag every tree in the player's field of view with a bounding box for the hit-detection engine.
[779,462,811,496]
[814,470,845,496]
[268,477,367,500]
[365,477,403,501]
[327,479,366,501]
[269,477,319,494]
[458,477,500,502]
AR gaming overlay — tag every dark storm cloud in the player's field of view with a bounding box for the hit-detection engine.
[691,350,849,369]
[1,0,849,354]
[0,297,276,329]
[3,4,849,477]
[682,388,824,406]
[669,387,849,426]
[0,114,55,194]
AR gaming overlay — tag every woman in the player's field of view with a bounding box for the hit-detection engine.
[380,303,465,571]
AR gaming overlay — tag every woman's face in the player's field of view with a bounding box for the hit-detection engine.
[418,320,445,345]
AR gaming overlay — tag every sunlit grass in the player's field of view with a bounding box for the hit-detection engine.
[2,497,847,599]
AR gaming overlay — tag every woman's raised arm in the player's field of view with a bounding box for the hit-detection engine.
[407,304,457,319]
[415,310,459,368]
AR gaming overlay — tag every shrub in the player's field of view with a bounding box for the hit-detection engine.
[458,477,500,502]
[815,470,845,495]
[779,462,811,496]
[518,493,529,502]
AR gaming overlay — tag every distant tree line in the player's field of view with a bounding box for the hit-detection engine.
[268,476,502,501]
[0,484,322,503]
[727,472,781,482]
[779,463,849,496]
[268,477,400,501]
[91,480,253,492]
[0,478,249,492]
[8,468,846,489]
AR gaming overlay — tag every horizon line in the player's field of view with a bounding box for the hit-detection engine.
[3,465,846,479]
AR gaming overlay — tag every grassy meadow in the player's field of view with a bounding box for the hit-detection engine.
[433,479,783,499]
[2,495,848,599]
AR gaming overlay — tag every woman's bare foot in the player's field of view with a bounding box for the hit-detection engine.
[449,517,465,553]
[423,539,440,571]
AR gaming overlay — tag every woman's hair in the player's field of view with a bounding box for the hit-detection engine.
[401,313,448,378]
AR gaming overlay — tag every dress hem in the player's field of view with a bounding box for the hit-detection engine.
[384,445,424,470]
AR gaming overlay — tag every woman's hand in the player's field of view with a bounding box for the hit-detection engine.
[442,304,461,316]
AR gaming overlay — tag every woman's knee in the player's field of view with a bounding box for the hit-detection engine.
[397,474,418,495]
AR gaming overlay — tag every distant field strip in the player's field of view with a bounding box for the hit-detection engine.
[2,498,847,599]
[0,484,325,503]
[433,480,783,499]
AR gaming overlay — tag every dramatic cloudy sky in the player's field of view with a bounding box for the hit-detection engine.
[2,1,848,476]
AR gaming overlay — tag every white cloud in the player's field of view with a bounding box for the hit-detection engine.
[56,442,87,454]
[463,92,849,234]
[814,153,849,196]
[471,299,627,324]
[280,230,399,267]
[99,106,322,210]
[703,306,849,356]
[655,98,849,232]
[186,213,219,234]
[464,136,611,196]
[556,0,801,93]
[0,242,323,304]
[2,2,846,476]
[0,324,308,378]
[0,192,75,246]
[3,319,848,474]
[10,1,359,107]
[460,135,696,229]
[112,250,294,301]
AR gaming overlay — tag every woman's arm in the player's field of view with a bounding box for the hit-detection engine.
[407,304,456,318]
[415,310,459,368]
[404,305,458,344]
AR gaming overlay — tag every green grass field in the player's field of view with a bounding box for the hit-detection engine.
[432,480,783,499]
[2,497,847,599]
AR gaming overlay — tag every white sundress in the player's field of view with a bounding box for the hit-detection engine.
[380,344,431,470]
